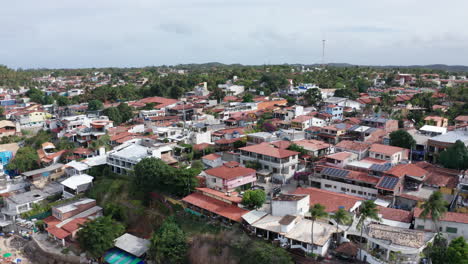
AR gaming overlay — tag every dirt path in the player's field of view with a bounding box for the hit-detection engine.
[0,236,32,264]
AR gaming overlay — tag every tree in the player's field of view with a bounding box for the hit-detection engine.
[233,138,247,149]
[439,140,468,170]
[0,106,5,120]
[357,200,380,260]
[240,240,293,264]
[242,93,254,103]
[104,107,122,124]
[191,160,204,171]
[242,189,266,210]
[149,218,187,264]
[419,191,448,233]
[334,88,357,99]
[56,96,70,106]
[446,237,468,264]
[6,147,39,173]
[77,216,125,259]
[88,99,104,111]
[389,129,416,149]
[303,88,322,106]
[210,88,225,103]
[331,208,351,241]
[117,103,134,123]
[287,144,308,156]
[309,203,328,253]
[423,233,448,264]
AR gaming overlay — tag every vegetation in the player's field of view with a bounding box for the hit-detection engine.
[287,144,308,156]
[133,157,199,198]
[303,88,322,106]
[6,147,39,173]
[77,216,125,258]
[424,235,468,264]
[149,218,188,264]
[87,99,104,111]
[331,208,352,239]
[357,200,380,259]
[309,203,328,252]
[419,191,448,233]
[439,140,468,170]
[241,190,266,210]
[389,129,416,149]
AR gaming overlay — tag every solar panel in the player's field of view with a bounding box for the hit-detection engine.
[377,176,399,190]
[322,167,350,178]
[370,163,392,172]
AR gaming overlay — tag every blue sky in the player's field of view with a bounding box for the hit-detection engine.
[1,0,467,68]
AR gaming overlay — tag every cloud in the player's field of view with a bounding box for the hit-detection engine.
[0,0,467,68]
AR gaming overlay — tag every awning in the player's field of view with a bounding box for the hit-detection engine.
[0,220,12,227]
[257,169,272,176]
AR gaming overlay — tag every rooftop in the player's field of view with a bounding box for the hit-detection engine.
[60,174,94,190]
[292,187,363,213]
[114,233,150,257]
[204,164,255,180]
[240,142,299,158]
[369,143,406,156]
[182,192,248,222]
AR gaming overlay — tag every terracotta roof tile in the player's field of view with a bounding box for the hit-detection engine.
[182,192,248,222]
[240,142,299,159]
[205,164,255,180]
[292,187,363,213]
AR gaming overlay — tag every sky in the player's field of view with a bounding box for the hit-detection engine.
[1,0,468,69]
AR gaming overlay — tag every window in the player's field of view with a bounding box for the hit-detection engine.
[351,190,356,193]
[341,187,346,192]
[446,227,458,234]
[325,184,332,188]
[358,191,363,195]
[416,225,425,230]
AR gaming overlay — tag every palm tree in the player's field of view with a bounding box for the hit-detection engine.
[332,208,351,243]
[420,191,448,233]
[357,200,380,260]
[310,203,328,254]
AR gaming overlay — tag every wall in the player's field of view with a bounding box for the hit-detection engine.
[271,197,309,217]
[314,178,377,199]
[414,218,468,242]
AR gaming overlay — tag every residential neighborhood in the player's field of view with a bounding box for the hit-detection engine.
[0,63,466,264]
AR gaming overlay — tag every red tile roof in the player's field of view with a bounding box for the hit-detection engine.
[386,164,427,178]
[205,164,255,180]
[326,152,353,161]
[240,142,299,158]
[195,187,243,203]
[369,143,406,156]
[414,162,459,188]
[61,218,88,233]
[291,115,314,123]
[271,140,292,149]
[455,115,468,122]
[414,208,468,224]
[182,192,248,222]
[378,206,412,223]
[202,153,221,161]
[43,216,61,227]
[46,226,70,239]
[294,139,330,151]
[292,187,363,213]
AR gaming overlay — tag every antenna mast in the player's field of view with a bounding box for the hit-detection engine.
[322,39,326,67]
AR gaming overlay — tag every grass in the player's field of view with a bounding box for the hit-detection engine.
[175,213,226,237]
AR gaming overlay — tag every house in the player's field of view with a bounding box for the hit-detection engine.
[292,187,362,213]
[317,123,350,144]
[455,115,468,126]
[22,163,65,188]
[201,153,223,168]
[324,104,343,120]
[427,130,468,162]
[0,143,19,173]
[243,193,335,256]
[419,125,447,137]
[291,115,325,131]
[368,144,408,164]
[414,208,468,241]
[105,233,151,263]
[0,120,19,137]
[293,139,333,157]
[61,174,94,198]
[360,117,398,133]
[182,187,248,223]
[323,152,357,168]
[202,162,256,192]
[246,132,278,145]
[239,142,299,183]
[353,224,435,264]
[37,142,66,165]
[107,139,175,174]
[1,182,63,220]
[424,116,448,127]
[335,140,370,160]
[44,198,103,246]
[271,194,310,217]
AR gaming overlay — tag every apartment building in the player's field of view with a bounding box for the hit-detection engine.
[239,142,299,183]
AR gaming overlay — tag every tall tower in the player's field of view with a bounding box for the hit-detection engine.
[322,39,326,67]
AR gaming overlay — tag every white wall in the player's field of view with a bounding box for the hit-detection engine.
[415,218,468,242]
[272,196,309,217]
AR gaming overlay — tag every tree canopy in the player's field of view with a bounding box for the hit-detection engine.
[6,147,39,173]
[149,218,187,264]
[241,189,266,210]
[88,99,104,111]
[303,88,322,106]
[389,129,416,149]
[439,140,468,170]
[77,216,125,259]
[419,191,448,232]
